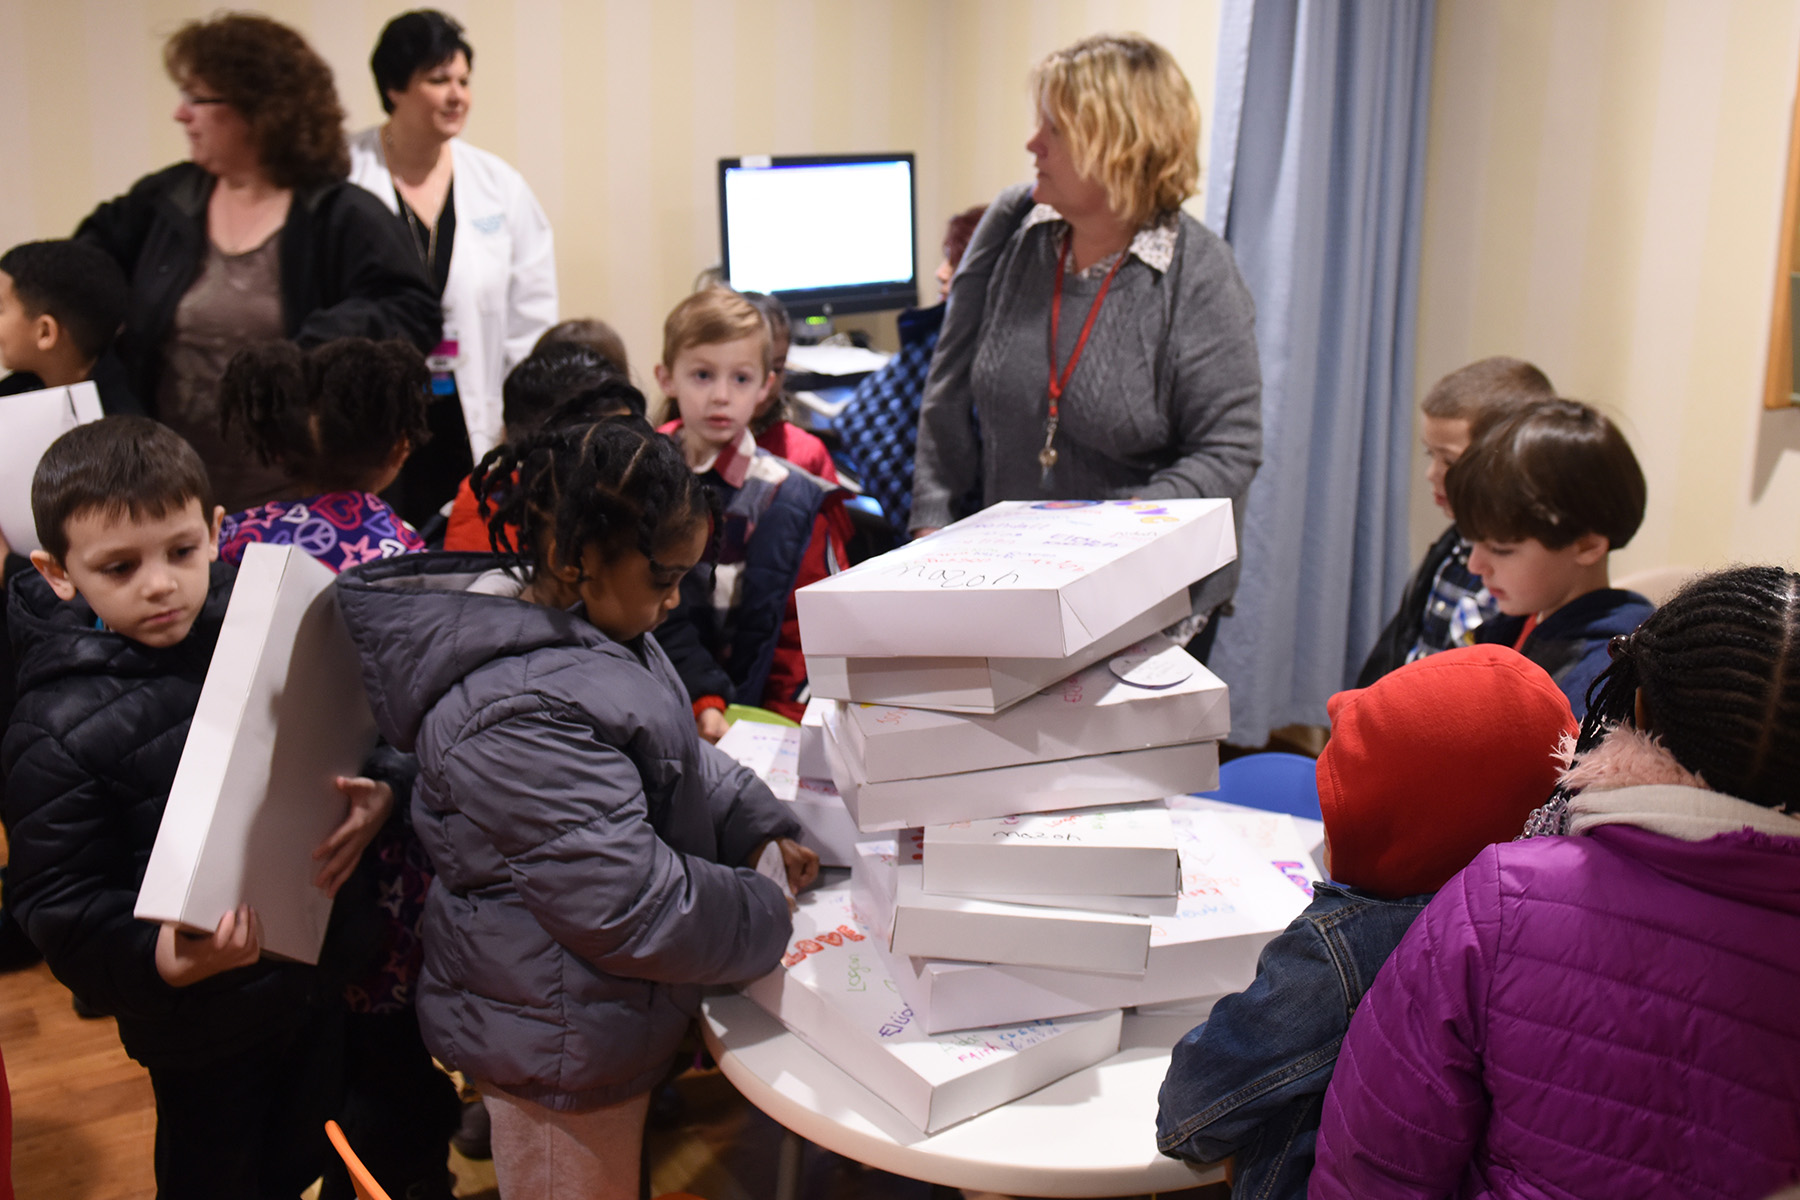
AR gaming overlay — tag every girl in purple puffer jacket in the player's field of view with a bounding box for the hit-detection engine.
[1312,565,1800,1200]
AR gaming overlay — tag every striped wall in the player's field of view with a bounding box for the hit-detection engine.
[1414,0,1800,575]
[10,0,1796,577]
[0,0,1220,392]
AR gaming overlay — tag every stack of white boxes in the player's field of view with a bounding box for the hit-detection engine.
[733,500,1318,1133]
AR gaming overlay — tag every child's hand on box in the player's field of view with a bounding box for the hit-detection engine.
[697,708,730,744]
[749,837,820,896]
[156,904,262,986]
[313,776,395,898]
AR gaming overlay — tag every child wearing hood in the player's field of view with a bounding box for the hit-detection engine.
[1156,645,1576,1199]
[1311,567,1800,1199]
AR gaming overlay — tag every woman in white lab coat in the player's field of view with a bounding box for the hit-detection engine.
[349,9,557,522]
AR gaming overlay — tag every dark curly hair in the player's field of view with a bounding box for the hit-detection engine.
[164,13,349,189]
[219,338,431,494]
[1576,566,1800,813]
[471,418,716,581]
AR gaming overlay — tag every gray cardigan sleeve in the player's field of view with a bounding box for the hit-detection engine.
[1129,223,1262,505]
[909,183,1038,531]
[442,702,794,986]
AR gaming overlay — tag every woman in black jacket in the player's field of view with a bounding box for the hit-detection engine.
[77,13,440,512]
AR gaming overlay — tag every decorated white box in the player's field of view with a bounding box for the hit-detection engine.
[824,711,1218,832]
[0,381,102,554]
[807,590,1191,715]
[135,544,378,964]
[871,809,1317,1033]
[713,719,859,868]
[854,833,1152,975]
[922,802,1181,900]
[796,499,1236,659]
[830,635,1227,784]
[743,883,1123,1134]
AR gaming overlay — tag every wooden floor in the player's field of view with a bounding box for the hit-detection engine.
[0,958,1223,1200]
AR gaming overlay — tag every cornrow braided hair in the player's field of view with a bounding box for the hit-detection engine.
[471,417,717,581]
[1523,565,1800,836]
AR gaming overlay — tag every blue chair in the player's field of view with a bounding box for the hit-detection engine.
[1195,752,1322,823]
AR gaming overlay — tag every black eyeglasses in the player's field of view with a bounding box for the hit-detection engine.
[179,91,229,107]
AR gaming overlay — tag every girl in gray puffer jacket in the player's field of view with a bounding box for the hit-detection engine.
[337,417,817,1199]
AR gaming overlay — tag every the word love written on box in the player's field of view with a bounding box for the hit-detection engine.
[745,885,1122,1134]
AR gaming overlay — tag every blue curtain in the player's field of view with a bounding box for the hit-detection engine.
[1203,0,1436,745]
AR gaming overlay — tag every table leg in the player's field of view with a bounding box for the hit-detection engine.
[775,1126,803,1200]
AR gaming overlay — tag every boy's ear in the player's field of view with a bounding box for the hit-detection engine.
[207,505,224,561]
[32,312,60,353]
[29,550,80,602]
[1571,531,1610,566]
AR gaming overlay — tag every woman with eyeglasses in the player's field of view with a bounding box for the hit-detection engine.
[75,13,439,513]
[348,10,559,525]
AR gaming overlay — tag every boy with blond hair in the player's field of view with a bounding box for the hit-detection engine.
[653,287,847,736]
[1356,357,1555,686]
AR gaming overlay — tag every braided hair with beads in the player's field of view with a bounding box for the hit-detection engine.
[470,415,717,582]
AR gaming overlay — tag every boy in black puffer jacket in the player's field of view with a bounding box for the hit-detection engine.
[2,417,387,1200]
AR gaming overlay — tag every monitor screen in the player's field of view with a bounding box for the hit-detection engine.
[719,153,918,317]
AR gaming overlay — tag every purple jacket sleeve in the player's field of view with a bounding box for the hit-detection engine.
[1310,847,1503,1199]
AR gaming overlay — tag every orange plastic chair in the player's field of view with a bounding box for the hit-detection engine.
[324,1119,392,1200]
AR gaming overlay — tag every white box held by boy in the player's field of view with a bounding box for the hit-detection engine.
[854,832,1153,975]
[743,883,1123,1134]
[807,590,1190,715]
[714,718,859,867]
[862,809,1316,1033]
[0,381,102,554]
[834,637,1227,782]
[796,499,1236,660]
[922,802,1181,900]
[823,707,1219,832]
[136,544,378,964]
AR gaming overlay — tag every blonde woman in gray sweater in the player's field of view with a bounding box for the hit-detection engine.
[910,34,1262,657]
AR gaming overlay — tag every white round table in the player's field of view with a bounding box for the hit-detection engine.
[700,993,1219,1198]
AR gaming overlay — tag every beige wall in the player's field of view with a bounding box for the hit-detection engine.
[1414,0,1800,578]
[0,0,1220,393]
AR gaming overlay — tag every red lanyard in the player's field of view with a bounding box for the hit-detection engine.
[1042,231,1128,470]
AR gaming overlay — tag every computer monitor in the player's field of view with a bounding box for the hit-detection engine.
[718,153,918,319]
